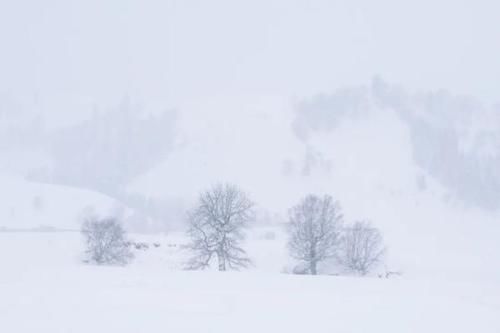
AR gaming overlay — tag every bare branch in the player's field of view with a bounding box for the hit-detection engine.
[338,221,385,275]
[287,194,343,275]
[185,183,255,271]
[81,216,133,265]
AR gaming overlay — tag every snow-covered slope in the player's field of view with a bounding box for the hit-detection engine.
[0,173,126,230]
[128,95,301,214]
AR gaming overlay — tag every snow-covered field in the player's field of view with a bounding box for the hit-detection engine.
[1,230,499,333]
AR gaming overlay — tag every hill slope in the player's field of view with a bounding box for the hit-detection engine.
[0,173,126,230]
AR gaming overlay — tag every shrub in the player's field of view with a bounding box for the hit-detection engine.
[81,217,133,265]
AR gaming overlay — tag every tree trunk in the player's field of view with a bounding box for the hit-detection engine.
[310,260,317,275]
[310,245,317,275]
[217,251,226,271]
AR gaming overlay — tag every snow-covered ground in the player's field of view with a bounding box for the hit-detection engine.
[1,230,499,333]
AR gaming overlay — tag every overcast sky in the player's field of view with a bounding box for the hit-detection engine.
[1,0,499,125]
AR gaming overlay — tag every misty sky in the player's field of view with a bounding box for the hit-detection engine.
[1,0,500,126]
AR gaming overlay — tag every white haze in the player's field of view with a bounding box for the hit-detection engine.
[0,1,499,228]
[1,0,500,115]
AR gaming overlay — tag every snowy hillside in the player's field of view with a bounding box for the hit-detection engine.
[0,173,126,230]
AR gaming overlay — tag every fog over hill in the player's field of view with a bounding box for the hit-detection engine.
[2,79,500,232]
[295,78,500,210]
[1,0,499,231]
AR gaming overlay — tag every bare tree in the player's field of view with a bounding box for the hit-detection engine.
[185,183,255,271]
[338,221,385,276]
[81,216,133,265]
[287,194,343,275]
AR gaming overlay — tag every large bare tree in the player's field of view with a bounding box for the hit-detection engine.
[185,183,255,271]
[338,221,385,276]
[287,194,343,275]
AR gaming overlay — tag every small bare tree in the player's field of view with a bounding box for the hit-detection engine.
[339,221,385,276]
[185,183,255,271]
[287,194,343,275]
[81,217,133,265]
